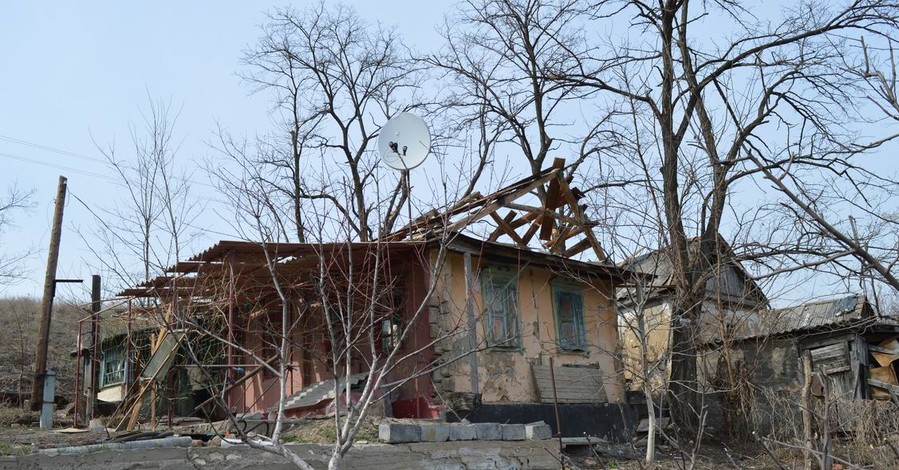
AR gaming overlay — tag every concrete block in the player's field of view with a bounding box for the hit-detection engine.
[419,424,449,442]
[474,422,502,440]
[525,422,553,440]
[379,423,421,443]
[449,424,477,441]
[501,423,526,441]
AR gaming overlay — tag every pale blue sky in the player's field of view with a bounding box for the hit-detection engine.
[0,1,454,300]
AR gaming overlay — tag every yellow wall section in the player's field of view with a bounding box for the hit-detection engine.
[437,251,624,404]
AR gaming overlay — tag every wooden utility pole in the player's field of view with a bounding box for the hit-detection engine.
[30,175,67,411]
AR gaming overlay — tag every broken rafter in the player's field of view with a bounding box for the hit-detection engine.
[383,164,562,241]
[488,210,518,242]
[380,156,608,262]
[489,211,526,247]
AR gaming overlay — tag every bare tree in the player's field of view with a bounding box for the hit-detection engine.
[0,183,34,288]
[220,2,426,243]
[427,0,616,189]
[79,96,199,296]
[534,0,899,434]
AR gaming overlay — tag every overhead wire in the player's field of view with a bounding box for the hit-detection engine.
[0,132,221,191]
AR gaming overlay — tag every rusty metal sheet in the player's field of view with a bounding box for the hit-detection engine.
[871,338,899,368]
[869,365,898,401]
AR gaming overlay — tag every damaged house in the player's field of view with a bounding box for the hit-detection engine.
[617,237,769,390]
[89,159,635,438]
[699,293,899,433]
[614,237,899,434]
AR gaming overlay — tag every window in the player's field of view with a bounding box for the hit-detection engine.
[379,287,405,352]
[381,316,402,351]
[482,268,520,347]
[553,283,587,351]
[101,347,126,386]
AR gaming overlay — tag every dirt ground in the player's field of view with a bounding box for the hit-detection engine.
[0,407,870,469]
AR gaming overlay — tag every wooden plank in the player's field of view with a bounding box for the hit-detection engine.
[563,238,592,257]
[488,211,517,242]
[490,211,526,246]
[520,215,543,245]
[545,226,584,251]
[810,343,848,364]
[821,365,851,375]
[532,365,607,403]
[545,178,563,210]
[539,214,555,241]
[444,172,559,235]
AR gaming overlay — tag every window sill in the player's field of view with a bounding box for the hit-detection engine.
[486,345,524,353]
[555,348,589,356]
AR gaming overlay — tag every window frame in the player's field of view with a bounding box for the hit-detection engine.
[100,346,126,387]
[480,266,521,349]
[552,280,588,352]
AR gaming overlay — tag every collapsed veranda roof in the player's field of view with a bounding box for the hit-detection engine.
[118,233,634,298]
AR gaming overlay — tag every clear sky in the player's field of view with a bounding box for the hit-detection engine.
[0,1,454,301]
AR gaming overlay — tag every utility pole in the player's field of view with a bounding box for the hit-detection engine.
[30,175,67,411]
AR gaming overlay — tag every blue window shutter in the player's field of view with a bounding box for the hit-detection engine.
[555,288,585,350]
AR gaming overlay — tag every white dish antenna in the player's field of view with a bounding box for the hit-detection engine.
[378,112,431,171]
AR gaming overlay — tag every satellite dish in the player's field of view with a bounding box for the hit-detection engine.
[378,112,431,171]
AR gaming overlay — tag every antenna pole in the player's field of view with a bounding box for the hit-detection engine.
[405,170,414,240]
[30,175,68,411]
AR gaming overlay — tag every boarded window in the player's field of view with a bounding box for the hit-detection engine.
[553,283,586,351]
[482,269,519,347]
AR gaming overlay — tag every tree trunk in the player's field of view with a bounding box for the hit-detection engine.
[667,302,700,434]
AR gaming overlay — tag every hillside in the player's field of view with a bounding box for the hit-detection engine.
[0,297,84,406]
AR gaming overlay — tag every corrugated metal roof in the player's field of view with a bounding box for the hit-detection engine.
[733,294,887,341]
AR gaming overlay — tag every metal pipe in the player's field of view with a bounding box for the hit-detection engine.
[227,254,235,411]
[90,303,100,420]
[73,319,84,427]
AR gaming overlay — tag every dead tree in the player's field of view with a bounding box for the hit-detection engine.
[81,97,199,296]
[534,0,899,434]
[427,0,610,187]
[0,183,34,287]
[222,2,424,242]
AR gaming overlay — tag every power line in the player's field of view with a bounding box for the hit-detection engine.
[0,151,120,184]
[0,132,221,191]
[0,133,107,164]
[0,149,231,206]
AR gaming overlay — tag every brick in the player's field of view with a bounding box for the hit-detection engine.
[378,423,421,443]
[474,422,502,440]
[525,422,553,440]
[449,424,477,441]
[501,423,526,441]
[419,424,449,442]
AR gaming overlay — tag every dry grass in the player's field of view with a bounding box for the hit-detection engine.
[0,407,37,427]
[282,415,380,444]
[0,297,82,405]
[751,387,899,468]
